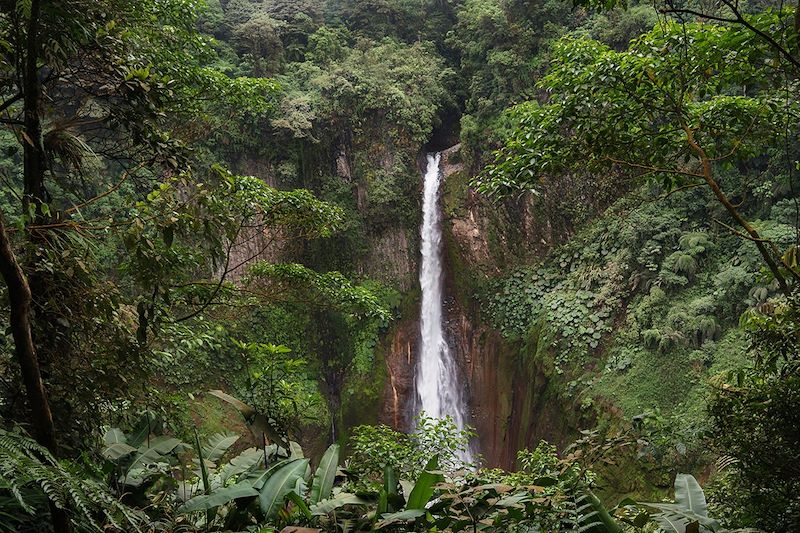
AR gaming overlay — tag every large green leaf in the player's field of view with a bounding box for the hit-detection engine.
[383,465,402,510]
[258,458,310,518]
[375,509,426,529]
[647,503,719,532]
[102,442,137,461]
[220,447,264,484]
[289,441,304,459]
[247,459,291,490]
[127,412,157,447]
[201,432,239,465]
[287,491,313,520]
[377,489,388,515]
[674,474,708,518]
[310,443,339,504]
[642,474,720,532]
[310,493,371,516]
[208,390,289,448]
[122,436,184,486]
[178,481,258,513]
[405,455,443,510]
[101,428,135,461]
[647,505,702,533]
[103,428,127,446]
[141,436,183,455]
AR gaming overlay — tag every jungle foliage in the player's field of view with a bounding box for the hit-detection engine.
[0,0,799,531]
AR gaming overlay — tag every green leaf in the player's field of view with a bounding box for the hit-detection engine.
[310,492,372,516]
[289,441,304,459]
[383,464,398,501]
[202,432,239,464]
[258,458,310,518]
[102,442,137,461]
[208,389,289,448]
[122,436,184,486]
[405,455,443,510]
[102,428,137,460]
[178,481,258,513]
[220,447,264,484]
[375,509,426,528]
[287,490,313,520]
[646,505,701,533]
[127,413,155,447]
[194,430,210,496]
[246,459,291,490]
[377,489,388,515]
[381,465,403,514]
[103,428,127,446]
[310,444,339,504]
[674,474,708,518]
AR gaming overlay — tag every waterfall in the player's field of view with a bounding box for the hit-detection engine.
[416,152,473,461]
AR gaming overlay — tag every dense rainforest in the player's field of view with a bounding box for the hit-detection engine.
[0,0,798,531]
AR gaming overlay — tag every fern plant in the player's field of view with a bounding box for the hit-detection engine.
[0,429,144,532]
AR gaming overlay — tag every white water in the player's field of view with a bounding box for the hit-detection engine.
[416,153,473,461]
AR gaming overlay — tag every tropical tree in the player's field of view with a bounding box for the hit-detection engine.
[476,20,800,293]
[0,2,382,528]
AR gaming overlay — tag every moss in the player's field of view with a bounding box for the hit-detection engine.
[188,395,252,442]
[339,323,391,448]
[442,169,471,219]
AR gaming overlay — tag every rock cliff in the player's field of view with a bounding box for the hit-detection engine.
[376,145,583,468]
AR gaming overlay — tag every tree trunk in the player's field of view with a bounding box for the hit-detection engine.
[22,0,48,219]
[0,215,56,450]
[683,124,796,296]
[18,1,73,529]
[0,214,71,531]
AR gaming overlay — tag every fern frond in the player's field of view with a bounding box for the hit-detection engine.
[0,429,146,532]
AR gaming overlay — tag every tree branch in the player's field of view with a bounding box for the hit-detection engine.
[0,92,23,114]
[681,122,799,294]
[662,1,800,71]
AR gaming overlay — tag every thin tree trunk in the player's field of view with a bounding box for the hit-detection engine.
[19,1,73,529]
[22,0,47,218]
[683,124,796,295]
[0,214,56,451]
[0,213,71,531]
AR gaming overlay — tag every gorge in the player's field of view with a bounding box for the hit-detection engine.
[1,0,797,531]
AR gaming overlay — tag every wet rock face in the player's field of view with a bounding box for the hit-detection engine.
[440,144,578,467]
[439,143,464,177]
[379,313,420,431]
[439,145,500,273]
[446,307,576,468]
[449,205,494,269]
[222,156,294,281]
[359,228,417,292]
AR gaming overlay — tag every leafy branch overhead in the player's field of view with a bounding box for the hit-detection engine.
[476,21,800,290]
[245,262,389,321]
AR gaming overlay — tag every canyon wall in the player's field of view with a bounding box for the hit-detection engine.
[225,139,587,467]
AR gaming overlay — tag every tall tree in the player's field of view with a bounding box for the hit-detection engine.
[0,3,372,526]
[476,20,800,293]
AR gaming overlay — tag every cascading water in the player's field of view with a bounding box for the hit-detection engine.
[416,152,473,461]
